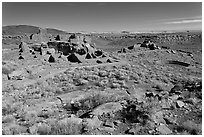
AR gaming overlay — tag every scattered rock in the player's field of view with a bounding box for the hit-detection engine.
[102,54,106,58]
[95,50,103,56]
[171,50,176,54]
[156,124,172,135]
[152,111,166,124]
[107,59,112,63]
[67,53,82,63]
[91,102,123,116]
[48,55,55,63]
[182,120,202,134]
[125,127,140,135]
[85,53,92,59]
[170,83,184,95]
[168,60,190,67]
[85,116,103,130]
[103,120,114,128]
[176,100,185,108]
[18,56,24,59]
[113,120,121,126]
[96,60,103,64]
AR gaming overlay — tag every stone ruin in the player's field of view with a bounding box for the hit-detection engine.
[140,40,160,50]
[18,33,111,64]
[117,39,160,53]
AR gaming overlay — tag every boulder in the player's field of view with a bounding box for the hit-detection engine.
[18,56,24,59]
[96,60,103,64]
[48,55,55,63]
[95,50,103,56]
[19,48,23,53]
[91,102,123,116]
[91,53,97,58]
[77,48,86,55]
[85,53,92,59]
[149,43,157,50]
[83,36,91,43]
[102,54,107,58]
[67,53,82,63]
[121,48,126,53]
[69,34,77,39]
[84,43,95,53]
[156,124,172,135]
[61,46,71,56]
[19,42,30,52]
[47,48,56,55]
[84,116,102,130]
[127,44,137,50]
[32,44,42,52]
[107,59,112,63]
[176,100,185,108]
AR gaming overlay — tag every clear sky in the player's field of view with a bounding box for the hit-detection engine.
[2,2,202,32]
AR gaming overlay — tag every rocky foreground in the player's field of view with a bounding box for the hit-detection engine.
[2,31,202,135]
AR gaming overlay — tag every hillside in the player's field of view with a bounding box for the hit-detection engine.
[46,28,68,35]
[2,25,68,35]
[2,25,40,35]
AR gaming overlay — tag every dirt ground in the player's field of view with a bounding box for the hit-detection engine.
[2,32,202,135]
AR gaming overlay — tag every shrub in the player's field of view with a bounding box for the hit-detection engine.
[2,124,27,135]
[49,119,82,135]
[2,115,16,124]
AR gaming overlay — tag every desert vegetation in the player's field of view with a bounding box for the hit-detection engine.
[2,25,202,135]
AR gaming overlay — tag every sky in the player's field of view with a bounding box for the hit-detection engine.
[2,2,202,32]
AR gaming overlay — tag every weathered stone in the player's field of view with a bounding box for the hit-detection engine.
[92,102,123,116]
[67,53,82,63]
[176,100,185,108]
[59,117,83,125]
[18,56,24,59]
[113,120,121,126]
[96,60,103,64]
[156,124,172,134]
[152,111,166,124]
[104,120,114,128]
[85,53,92,59]
[125,127,140,135]
[48,55,55,63]
[160,99,171,109]
[85,116,102,130]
